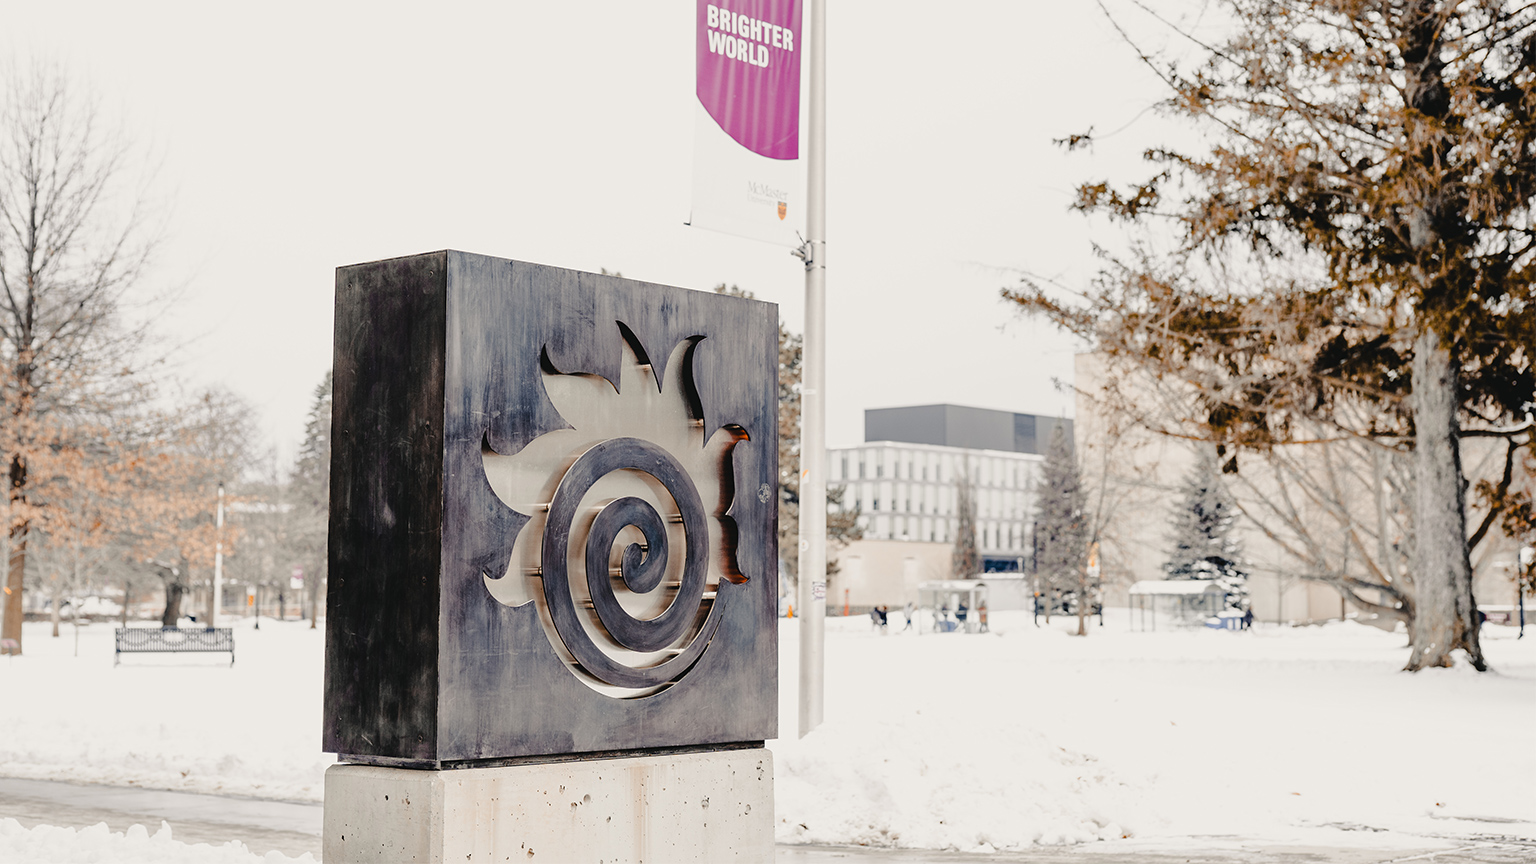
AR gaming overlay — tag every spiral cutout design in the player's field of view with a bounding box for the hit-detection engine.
[541,437,722,689]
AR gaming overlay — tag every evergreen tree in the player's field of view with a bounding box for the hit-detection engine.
[1164,452,1249,611]
[1034,423,1092,634]
[950,461,979,578]
[289,371,332,628]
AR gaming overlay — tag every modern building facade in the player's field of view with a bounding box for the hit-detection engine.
[829,405,1072,574]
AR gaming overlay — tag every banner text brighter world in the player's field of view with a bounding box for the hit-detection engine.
[706,4,794,68]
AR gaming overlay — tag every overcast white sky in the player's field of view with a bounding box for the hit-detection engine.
[10,1,1188,459]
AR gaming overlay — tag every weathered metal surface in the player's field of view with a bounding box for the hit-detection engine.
[324,251,778,765]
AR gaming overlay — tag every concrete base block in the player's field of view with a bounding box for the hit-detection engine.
[323,747,773,863]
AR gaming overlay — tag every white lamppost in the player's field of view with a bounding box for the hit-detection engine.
[211,483,224,630]
[796,0,827,739]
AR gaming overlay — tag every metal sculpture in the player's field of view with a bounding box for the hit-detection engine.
[324,252,778,765]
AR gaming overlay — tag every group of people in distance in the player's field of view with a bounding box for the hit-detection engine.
[868,603,918,633]
[868,601,989,634]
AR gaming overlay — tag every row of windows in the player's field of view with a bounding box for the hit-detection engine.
[843,482,1030,519]
[859,515,1032,552]
[831,446,1037,489]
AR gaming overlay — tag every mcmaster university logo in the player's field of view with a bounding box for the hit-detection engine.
[480,325,749,698]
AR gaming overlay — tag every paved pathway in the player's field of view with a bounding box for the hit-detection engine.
[0,778,1530,863]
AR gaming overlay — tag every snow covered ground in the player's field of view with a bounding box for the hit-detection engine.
[0,819,313,863]
[0,610,1532,859]
[772,611,1536,853]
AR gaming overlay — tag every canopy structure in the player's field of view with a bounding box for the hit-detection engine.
[1128,580,1227,596]
[1128,580,1226,631]
[917,580,989,634]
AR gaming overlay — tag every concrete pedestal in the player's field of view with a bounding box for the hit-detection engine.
[323,747,773,863]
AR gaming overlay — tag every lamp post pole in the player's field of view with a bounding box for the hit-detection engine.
[211,483,224,630]
[796,0,827,739]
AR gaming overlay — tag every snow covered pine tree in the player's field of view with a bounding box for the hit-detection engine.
[1034,423,1093,635]
[1164,452,1249,614]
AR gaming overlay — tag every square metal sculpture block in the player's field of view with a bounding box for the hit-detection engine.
[323,251,779,765]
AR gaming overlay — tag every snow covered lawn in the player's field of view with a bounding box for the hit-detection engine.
[0,611,1531,855]
[0,819,313,863]
[0,619,329,804]
[772,611,1536,852]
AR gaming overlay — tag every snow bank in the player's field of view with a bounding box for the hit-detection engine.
[1,611,1533,855]
[0,818,313,863]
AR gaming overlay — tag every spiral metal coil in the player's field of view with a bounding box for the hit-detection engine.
[540,437,724,689]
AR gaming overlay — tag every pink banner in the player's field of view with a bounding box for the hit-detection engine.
[696,0,802,161]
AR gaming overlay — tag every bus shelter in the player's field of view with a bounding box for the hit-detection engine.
[1129,580,1226,631]
[918,580,989,634]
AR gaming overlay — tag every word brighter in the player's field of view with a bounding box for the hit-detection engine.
[706,4,793,68]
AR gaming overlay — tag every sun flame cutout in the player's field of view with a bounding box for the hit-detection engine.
[482,325,748,696]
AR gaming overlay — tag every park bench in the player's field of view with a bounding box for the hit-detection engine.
[1479,605,1527,626]
[115,627,235,666]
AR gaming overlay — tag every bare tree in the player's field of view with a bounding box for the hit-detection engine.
[122,388,259,627]
[1071,369,1163,606]
[285,371,331,627]
[1077,352,1531,640]
[0,60,158,654]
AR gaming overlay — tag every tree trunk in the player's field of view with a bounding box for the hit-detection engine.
[161,578,184,628]
[1076,571,1088,636]
[121,578,130,626]
[50,580,60,638]
[2,524,27,655]
[1406,329,1485,670]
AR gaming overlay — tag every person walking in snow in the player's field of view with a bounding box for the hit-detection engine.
[903,602,915,631]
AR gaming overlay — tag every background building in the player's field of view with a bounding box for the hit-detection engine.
[827,405,1072,608]
[1071,352,1532,625]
